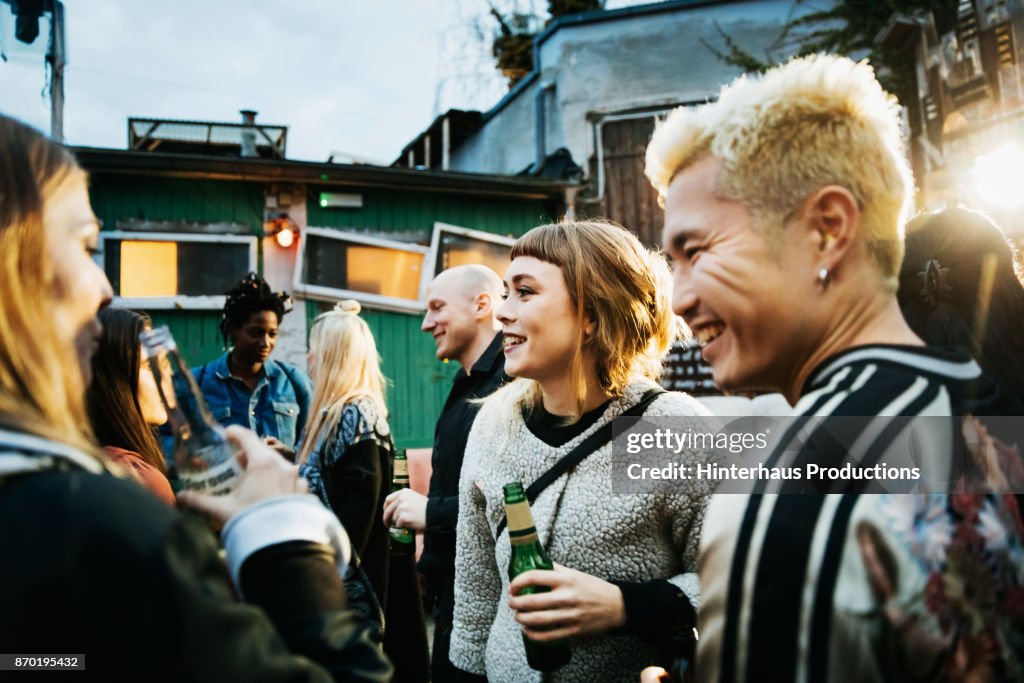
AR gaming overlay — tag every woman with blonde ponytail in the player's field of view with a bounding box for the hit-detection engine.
[450,220,713,682]
[299,300,430,682]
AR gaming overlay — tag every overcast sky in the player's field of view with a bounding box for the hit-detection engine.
[0,0,647,164]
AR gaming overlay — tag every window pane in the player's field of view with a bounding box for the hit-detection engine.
[305,234,423,301]
[103,240,123,295]
[177,242,250,296]
[347,245,422,299]
[120,241,178,297]
[107,239,250,297]
[436,233,511,278]
[305,234,348,291]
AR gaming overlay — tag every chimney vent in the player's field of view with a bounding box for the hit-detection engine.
[240,110,258,157]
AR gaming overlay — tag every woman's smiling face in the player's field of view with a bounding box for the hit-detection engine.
[497,256,582,387]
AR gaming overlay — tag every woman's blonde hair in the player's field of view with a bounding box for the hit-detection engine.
[297,300,388,464]
[0,114,97,453]
[495,220,676,420]
[646,54,913,291]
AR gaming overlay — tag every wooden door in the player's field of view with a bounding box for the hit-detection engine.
[600,116,664,248]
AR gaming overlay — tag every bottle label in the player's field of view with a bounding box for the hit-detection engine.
[393,458,408,477]
[179,454,243,496]
[505,500,539,544]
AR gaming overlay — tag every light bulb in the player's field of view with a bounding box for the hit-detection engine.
[276,227,295,248]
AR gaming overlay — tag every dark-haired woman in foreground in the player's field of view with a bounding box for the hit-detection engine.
[86,306,175,505]
[0,113,390,680]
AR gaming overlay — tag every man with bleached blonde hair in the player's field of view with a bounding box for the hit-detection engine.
[646,54,913,293]
[642,54,1024,683]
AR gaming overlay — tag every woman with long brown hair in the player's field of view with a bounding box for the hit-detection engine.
[86,307,175,505]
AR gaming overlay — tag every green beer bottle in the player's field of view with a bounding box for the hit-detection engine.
[389,450,415,554]
[503,481,572,672]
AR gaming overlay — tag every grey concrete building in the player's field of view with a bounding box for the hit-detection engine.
[397,0,803,244]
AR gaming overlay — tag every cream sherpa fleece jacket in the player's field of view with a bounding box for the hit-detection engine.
[450,377,713,683]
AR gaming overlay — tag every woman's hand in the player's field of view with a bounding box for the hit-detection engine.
[177,425,308,524]
[382,488,427,531]
[507,563,625,640]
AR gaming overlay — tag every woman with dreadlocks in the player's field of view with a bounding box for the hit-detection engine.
[193,272,312,457]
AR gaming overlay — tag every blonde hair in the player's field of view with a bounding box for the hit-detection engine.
[645,54,914,290]
[492,220,676,420]
[0,115,98,454]
[297,300,388,464]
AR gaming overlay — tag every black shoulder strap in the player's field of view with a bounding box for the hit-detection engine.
[197,362,209,388]
[494,387,665,539]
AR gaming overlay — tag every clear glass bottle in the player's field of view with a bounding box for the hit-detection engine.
[139,326,242,496]
[503,481,571,672]
[389,449,415,554]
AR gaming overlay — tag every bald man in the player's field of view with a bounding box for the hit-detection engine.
[383,264,506,683]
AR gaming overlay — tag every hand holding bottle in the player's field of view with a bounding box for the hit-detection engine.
[508,563,626,640]
[178,425,308,524]
[382,488,427,531]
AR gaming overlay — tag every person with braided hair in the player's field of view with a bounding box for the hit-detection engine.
[193,272,312,458]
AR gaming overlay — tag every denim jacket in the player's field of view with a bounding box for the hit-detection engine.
[193,352,312,449]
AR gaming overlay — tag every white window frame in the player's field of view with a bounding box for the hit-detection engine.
[294,226,431,313]
[96,231,258,310]
[423,222,517,294]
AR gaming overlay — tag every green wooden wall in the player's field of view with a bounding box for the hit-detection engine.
[89,175,263,367]
[306,186,555,234]
[90,176,264,229]
[89,173,557,449]
[307,301,461,450]
[147,310,225,367]
[305,186,555,448]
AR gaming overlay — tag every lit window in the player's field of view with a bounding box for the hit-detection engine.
[98,232,257,308]
[296,227,429,311]
[429,222,515,280]
[119,241,178,297]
